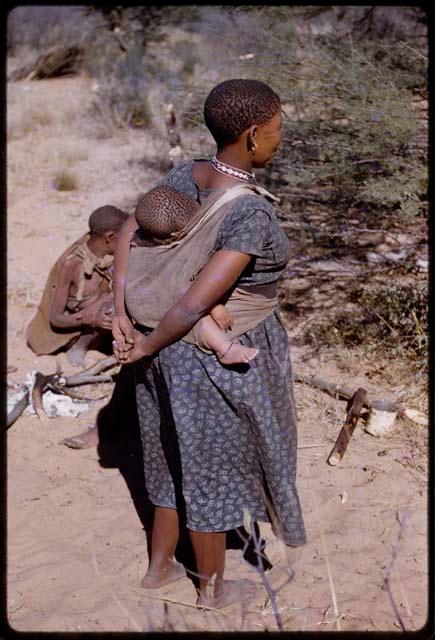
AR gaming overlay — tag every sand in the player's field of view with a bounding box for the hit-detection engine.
[6,75,429,633]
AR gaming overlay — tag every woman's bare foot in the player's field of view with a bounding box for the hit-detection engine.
[60,425,99,449]
[141,560,186,589]
[218,343,259,365]
[196,579,257,610]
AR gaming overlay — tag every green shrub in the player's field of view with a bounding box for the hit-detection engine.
[304,280,428,361]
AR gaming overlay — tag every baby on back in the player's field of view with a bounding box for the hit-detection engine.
[133,185,259,365]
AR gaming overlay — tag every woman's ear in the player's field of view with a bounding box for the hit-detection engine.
[247,124,258,154]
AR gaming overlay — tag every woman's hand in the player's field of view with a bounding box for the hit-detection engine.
[112,314,135,352]
[141,249,252,355]
[113,328,153,365]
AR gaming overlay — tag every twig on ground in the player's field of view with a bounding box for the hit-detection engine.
[308,480,341,631]
[6,388,30,429]
[294,372,401,414]
[110,593,143,632]
[383,505,411,632]
[49,386,111,401]
[243,512,283,630]
[130,590,230,616]
[298,443,324,449]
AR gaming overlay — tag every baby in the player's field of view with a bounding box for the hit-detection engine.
[133,185,259,365]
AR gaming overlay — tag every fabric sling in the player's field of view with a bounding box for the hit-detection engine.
[125,183,280,348]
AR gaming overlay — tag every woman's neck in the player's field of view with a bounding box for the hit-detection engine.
[192,146,253,191]
[216,146,253,173]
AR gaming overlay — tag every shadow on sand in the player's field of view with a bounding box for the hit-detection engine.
[95,364,272,592]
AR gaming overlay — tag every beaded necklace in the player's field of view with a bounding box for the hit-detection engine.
[211,155,255,183]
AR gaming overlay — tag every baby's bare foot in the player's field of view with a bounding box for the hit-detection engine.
[218,343,259,365]
[141,561,186,589]
[196,579,257,610]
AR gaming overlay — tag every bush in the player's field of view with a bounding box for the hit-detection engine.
[304,280,428,361]
[52,170,78,191]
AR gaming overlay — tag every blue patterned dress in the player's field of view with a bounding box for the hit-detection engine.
[134,160,306,547]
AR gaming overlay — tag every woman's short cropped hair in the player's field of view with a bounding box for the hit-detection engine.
[204,78,281,148]
[88,205,129,236]
[135,185,199,238]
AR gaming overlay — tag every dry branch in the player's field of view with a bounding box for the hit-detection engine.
[327,387,367,465]
[294,372,401,414]
[63,356,118,380]
[31,371,61,420]
[6,389,30,429]
[383,508,411,632]
[8,46,83,81]
[23,357,120,420]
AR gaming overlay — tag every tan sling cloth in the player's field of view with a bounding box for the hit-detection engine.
[26,234,113,355]
[125,183,280,349]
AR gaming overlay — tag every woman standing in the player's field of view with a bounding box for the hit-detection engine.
[113,79,306,608]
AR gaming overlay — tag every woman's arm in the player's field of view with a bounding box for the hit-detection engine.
[111,214,138,347]
[115,249,251,363]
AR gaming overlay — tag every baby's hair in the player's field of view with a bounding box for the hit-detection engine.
[88,205,129,236]
[204,78,281,149]
[135,185,199,238]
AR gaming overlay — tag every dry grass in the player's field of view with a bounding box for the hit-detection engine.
[7,80,91,140]
[52,169,79,191]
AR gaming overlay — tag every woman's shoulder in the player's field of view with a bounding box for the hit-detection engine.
[158,160,194,187]
[227,189,277,223]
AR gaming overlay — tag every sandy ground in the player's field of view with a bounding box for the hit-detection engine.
[6,76,429,633]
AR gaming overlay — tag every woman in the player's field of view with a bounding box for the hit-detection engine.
[112,79,306,609]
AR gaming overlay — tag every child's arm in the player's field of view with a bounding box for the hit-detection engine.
[210,304,233,331]
[112,214,138,349]
[50,259,113,331]
[50,259,85,330]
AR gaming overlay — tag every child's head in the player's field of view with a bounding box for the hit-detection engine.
[88,205,129,253]
[135,185,199,240]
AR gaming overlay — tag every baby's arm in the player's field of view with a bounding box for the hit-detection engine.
[210,304,233,331]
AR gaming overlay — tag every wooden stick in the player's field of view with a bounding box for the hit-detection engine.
[327,387,367,466]
[61,356,118,380]
[48,386,111,401]
[294,372,400,413]
[57,373,117,387]
[6,389,30,429]
[31,372,55,420]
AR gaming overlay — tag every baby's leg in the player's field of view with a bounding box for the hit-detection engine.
[198,316,259,365]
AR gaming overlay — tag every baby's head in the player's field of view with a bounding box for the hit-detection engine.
[135,185,199,240]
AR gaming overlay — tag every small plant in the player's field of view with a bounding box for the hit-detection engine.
[52,170,78,191]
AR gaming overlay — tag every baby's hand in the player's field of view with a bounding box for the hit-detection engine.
[210,304,233,331]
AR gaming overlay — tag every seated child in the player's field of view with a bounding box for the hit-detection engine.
[26,205,129,366]
[132,186,259,365]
